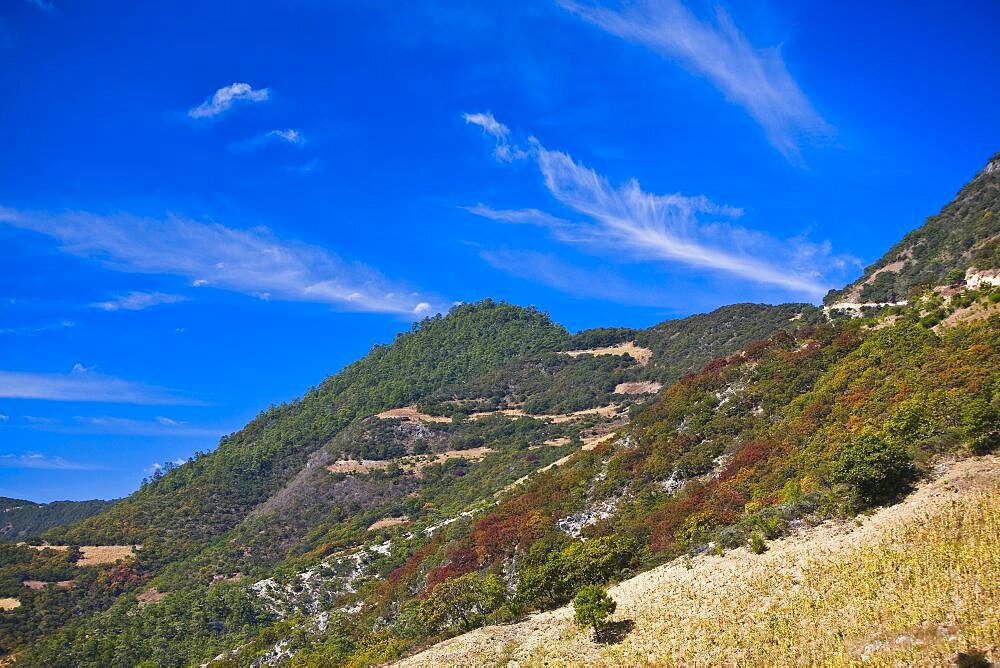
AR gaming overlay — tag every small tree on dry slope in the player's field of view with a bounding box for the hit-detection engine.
[573,585,616,638]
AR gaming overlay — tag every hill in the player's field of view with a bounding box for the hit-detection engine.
[2,154,999,667]
[826,151,1000,306]
[0,498,113,543]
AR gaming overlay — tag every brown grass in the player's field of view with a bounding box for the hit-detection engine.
[78,545,136,566]
[398,456,1000,667]
[564,342,653,366]
[613,381,663,395]
[23,544,136,566]
[376,406,453,424]
[326,459,390,474]
[368,516,411,531]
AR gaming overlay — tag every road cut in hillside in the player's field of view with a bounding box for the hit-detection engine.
[395,455,1000,667]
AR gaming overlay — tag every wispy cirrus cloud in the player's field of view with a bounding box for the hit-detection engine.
[0,452,99,471]
[0,320,74,335]
[10,413,221,437]
[70,416,219,437]
[229,128,306,152]
[91,291,187,312]
[0,364,194,404]
[0,207,439,316]
[463,112,527,162]
[558,0,831,160]
[188,82,269,119]
[465,116,855,300]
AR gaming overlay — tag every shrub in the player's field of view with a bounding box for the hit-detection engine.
[834,430,916,507]
[962,399,1000,455]
[749,532,767,555]
[573,585,616,636]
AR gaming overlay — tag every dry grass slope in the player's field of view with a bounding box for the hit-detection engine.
[396,456,1000,667]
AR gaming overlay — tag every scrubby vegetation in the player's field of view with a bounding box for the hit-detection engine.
[4,157,999,668]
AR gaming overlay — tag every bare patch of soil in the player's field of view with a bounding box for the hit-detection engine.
[564,342,653,366]
[368,516,410,531]
[137,588,165,608]
[613,381,662,395]
[376,406,452,424]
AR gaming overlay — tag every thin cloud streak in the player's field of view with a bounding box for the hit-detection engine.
[0,367,194,404]
[559,0,831,160]
[188,82,269,119]
[463,111,527,162]
[0,320,75,335]
[0,452,100,471]
[229,128,306,152]
[91,291,187,311]
[0,207,440,316]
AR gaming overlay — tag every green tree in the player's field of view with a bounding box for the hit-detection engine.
[835,430,916,507]
[573,585,616,637]
[962,398,1000,455]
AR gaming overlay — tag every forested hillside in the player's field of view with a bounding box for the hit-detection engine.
[0,498,113,543]
[2,155,999,667]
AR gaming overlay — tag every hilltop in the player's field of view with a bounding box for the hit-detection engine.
[826,152,1000,306]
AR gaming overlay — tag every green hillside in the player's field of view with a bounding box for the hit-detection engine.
[2,155,998,667]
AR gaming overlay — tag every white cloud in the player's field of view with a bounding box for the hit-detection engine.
[188,82,269,119]
[463,111,527,162]
[0,452,97,471]
[559,0,831,160]
[230,128,306,152]
[23,415,60,424]
[465,117,854,299]
[0,320,74,335]
[266,128,304,145]
[69,416,217,437]
[0,366,193,404]
[91,291,187,312]
[0,207,440,316]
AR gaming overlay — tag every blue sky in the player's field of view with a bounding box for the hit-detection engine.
[1,0,997,501]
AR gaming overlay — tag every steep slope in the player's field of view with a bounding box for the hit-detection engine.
[396,456,1000,667]
[0,498,114,542]
[826,152,1000,305]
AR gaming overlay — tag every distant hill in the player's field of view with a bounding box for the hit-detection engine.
[826,152,1000,305]
[0,497,114,542]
